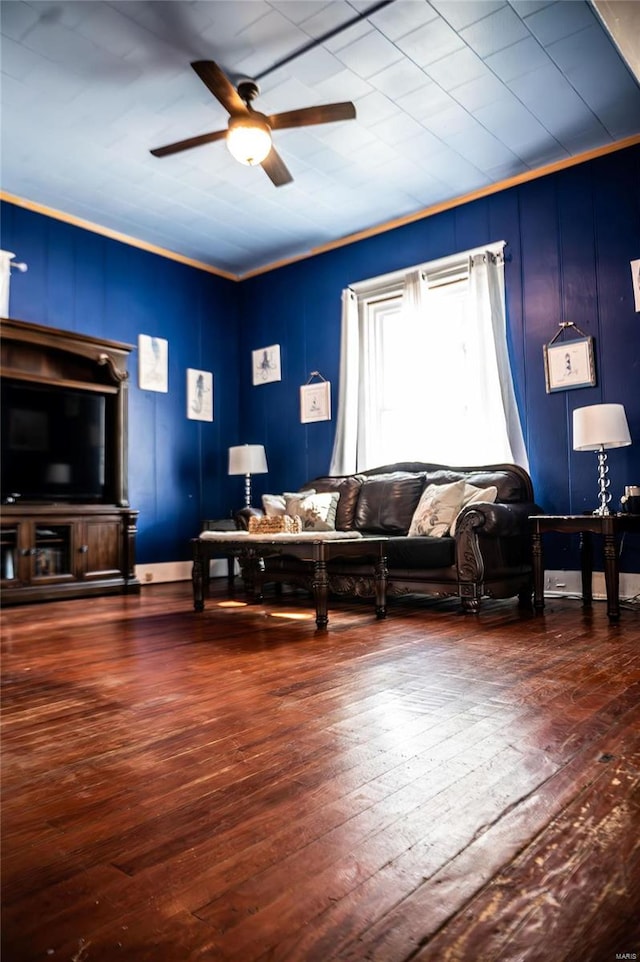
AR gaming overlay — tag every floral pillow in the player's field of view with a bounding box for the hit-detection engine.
[450,484,498,536]
[408,480,466,537]
[284,491,340,531]
[262,490,315,517]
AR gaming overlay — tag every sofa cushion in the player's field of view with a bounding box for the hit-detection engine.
[450,483,498,535]
[284,491,339,531]
[263,490,315,517]
[383,535,455,569]
[408,480,466,537]
[423,469,524,503]
[354,472,426,534]
[304,475,365,530]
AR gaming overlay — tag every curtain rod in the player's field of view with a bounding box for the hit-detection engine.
[349,240,506,295]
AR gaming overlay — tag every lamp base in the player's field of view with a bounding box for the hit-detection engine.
[593,448,612,516]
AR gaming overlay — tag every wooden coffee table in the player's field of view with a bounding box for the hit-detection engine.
[191,532,388,629]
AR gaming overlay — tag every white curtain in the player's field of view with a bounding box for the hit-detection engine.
[467,252,529,469]
[329,288,359,474]
[0,250,15,317]
[401,268,424,332]
[330,247,529,475]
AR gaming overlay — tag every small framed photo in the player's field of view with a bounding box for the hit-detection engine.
[138,334,168,393]
[252,344,281,385]
[186,368,213,421]
[631,258,640,312]
[544,337,596,393]
[300,381,331,423]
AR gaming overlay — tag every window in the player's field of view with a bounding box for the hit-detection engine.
[330,243,528,474]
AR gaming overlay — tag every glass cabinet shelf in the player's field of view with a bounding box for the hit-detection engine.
[34,526,72,578]
[1,527,18,581]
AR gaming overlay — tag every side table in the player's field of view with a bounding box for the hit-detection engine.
[529,513,640,621]
[201,519,238,590]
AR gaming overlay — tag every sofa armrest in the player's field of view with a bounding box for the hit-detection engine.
[454,502,542,586]
[456,501,542,538]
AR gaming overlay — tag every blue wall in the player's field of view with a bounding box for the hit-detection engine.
[1,203,241,564]
[238,144,640,572]
[2,143,639,572]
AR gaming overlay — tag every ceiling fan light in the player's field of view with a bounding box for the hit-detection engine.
[227,117,272,166]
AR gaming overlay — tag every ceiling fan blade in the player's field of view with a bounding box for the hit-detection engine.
[191,60,248,115]
[269,102,356,130]
[261,147,293,187]
[150,129,227,157]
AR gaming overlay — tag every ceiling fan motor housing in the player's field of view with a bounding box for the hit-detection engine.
[237,80,260,106]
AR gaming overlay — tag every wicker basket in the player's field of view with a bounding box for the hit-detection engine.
[248,514,302,534]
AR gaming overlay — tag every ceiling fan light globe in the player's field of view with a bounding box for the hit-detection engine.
[227,118,272,166]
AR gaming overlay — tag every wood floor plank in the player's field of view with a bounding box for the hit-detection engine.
[409,754,640,962]
[2,582,639,962]
[330,710,640,962]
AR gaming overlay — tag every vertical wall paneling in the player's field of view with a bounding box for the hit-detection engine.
[1,201,239,564]
[2,143,639,574]
[240,145,640,574]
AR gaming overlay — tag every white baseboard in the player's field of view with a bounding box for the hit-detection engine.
[544,569,640,602]
[135,558,232,585]
[134,563,639,601]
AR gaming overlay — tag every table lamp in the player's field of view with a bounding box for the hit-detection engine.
[228,444,268,507]
[573,403,631,515]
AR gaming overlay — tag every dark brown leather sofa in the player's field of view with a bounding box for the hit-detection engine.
[238,461,540,612]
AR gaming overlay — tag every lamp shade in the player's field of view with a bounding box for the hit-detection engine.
[228,444,268,475]
[573,403,631,451]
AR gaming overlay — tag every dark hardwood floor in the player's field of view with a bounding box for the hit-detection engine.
[2,580,639,961]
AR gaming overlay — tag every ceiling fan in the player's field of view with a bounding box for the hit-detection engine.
[150,61,356,187]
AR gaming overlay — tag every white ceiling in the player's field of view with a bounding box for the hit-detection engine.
[1,0,639,278]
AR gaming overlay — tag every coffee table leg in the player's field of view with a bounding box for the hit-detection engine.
[531,530,544,611]
[255,556,265,602]
[375,550,388,619]
[240,555,265,601]
[192,540,205,612]
[313,557,329,629]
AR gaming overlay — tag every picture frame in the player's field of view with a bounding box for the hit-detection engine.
[138,334,168,393]
[544,336,596,393]
[252,344,281,385]
[631,258,640,313]
[300,381,331,423]
[186,368,213,421]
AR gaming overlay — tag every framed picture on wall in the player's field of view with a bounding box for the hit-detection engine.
[544,336,596,393]
[631,258,640,312]
[186,368,213,421]
[138,334,168,392]
[252,344,281,385]
[300,381,331,423]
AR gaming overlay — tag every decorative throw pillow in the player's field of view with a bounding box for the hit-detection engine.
[450,484,498,536]
[263,490,315,517]
[284,491,340,531]
[408,480,466,537]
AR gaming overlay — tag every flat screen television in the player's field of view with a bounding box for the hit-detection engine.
[1,379,114,503]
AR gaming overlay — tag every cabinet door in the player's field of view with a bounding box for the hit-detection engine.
[32,524,75,584]
[1,521,29,585]
[80,516,123,581]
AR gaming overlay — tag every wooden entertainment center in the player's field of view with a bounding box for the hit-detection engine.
[1,318,139,604]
